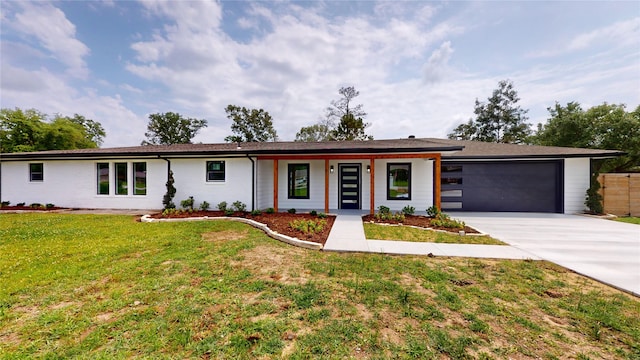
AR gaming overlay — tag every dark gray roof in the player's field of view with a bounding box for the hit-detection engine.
[0,137,623,160]
[423,138,624,159]
[0,138,462,160]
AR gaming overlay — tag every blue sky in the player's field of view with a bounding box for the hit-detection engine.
[1,0,638,148]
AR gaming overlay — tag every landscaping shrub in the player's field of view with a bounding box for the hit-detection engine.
[402,205,415,215]
[431,213,465,230]
[378,205,390,214]
[162,170,177,210]
[288,208,297,214]
[318,212,327,219]
[265,207,275,214]
[224,209,234,216]
[1,201,10,207]
[30,203,42,209]
[180,196,195,211]
[427,205,441,217]
[585,174,603,214]
[45,203,55,209]
[232,201,247,212]
[289,219,327,234]
[251,209,262,216]
[309,210,318,216]
[199,201,210,211]
[16,202,25,207]
[217,201,228,211]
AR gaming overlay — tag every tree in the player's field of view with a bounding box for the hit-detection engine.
[533,102,640,172]
[162,170,177,210]
[296,86,372,142]
[224,105,277,142]
[0,108,105,152]
[448,80,531,144]
[294,120,332,142]
[142,112,207,145]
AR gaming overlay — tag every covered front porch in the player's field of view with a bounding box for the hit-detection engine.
[256,153,442,214]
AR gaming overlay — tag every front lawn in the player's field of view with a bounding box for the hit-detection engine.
[1,213,639,359]
[615,217,640,225]
[363,223,505,245]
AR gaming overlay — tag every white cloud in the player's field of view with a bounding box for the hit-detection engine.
[10,1,90,78]
[423,41,454,84]
[568,17,640,51]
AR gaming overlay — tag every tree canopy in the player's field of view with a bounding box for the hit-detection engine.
[532,102,640,172]
[142,112,207,145]
[448,80,531,144]
[0,108,105,153]
[224,105,277,143]
[296,86,372,141]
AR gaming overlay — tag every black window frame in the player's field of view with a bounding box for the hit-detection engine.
[206,161,226,182]
[115,162,128,195]
[133,162,147,196]
[288,163,310,199]
[97,163,110,195]
[29,163,43,182]
[386,162,412,200]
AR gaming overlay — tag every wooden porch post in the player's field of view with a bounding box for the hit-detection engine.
[324,159,330,213]
[434,154,441,209]
[273,159,278,212]
[369,157,375,214]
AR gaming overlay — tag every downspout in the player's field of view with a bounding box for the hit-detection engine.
[246,154,255,211]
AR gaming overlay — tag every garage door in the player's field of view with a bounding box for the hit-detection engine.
[441,161,563,213]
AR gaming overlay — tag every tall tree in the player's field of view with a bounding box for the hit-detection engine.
[296,86,372,142]
[294,120,332,142]
[224,105,277,142]
[0,108,105,152]
[448,80,531,144]
[533,102,640,172]
[142,112,207,145]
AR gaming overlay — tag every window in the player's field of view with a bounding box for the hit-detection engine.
[206,161,225,181]
[288,164,309,199]
[115,162,128,195]
[387,163,411,200]
[97,163,109,194]
[29,163,43,182]
[134,162,146,195]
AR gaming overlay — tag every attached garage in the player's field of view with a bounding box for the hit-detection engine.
[441,161,563,213]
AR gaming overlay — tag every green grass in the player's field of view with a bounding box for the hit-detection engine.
[614,217,640,225]
[1,213,639,359]
[363,223,506,245]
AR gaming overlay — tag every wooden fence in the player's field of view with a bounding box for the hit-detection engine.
[598,173,640,217]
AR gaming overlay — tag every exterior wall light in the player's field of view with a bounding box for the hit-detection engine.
[367,165,371,173]
[330,165,334,173]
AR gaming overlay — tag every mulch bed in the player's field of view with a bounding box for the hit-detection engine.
[149,211,335,245]
[362,214,480,234]
[0,205,66,211]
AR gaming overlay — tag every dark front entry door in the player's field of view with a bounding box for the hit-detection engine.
[339,164,361,209]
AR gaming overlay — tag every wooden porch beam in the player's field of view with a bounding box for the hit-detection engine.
[257,153,442,161]
[369,157,375,214]
[434,154,441,210]
[324,159,329,213]
[273,159,278,212]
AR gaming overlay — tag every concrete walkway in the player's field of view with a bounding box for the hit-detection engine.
[324,211,539,260]
[455,213,640,296]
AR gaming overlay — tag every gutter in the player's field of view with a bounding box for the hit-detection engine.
[246,154,256,211]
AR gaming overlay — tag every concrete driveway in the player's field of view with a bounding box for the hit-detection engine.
[455,213,640,296]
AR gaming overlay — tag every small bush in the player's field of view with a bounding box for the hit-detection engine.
[251,209,262,216]
[431,213,465,229]
[232,201,247,212]
[288,208,297,214]
[585,174,603,214]
[45,203,55,209]
[318,212,327,219]
[180,196,195,210]
[402,205,415,215]
[265,207,275,214]
[289,219,327,234]
[162,208,178,216]
[1,201,10,207]
[309,210,318,216]
[199,201,210,211]
[17,202,26,207]
[378,205,390,214]
[427,205,441,217]
[217,201,228,211]
[30,203,42,209]
[224,209,234,216]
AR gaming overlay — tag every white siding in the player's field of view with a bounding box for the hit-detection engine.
[1,159,165,209]
[256,159,274,210]
[170,158,253,210]
[564,157,590,213]
[276,160,326,211]
[374,159,434,211]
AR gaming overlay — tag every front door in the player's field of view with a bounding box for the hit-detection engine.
[339,164,361,209]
